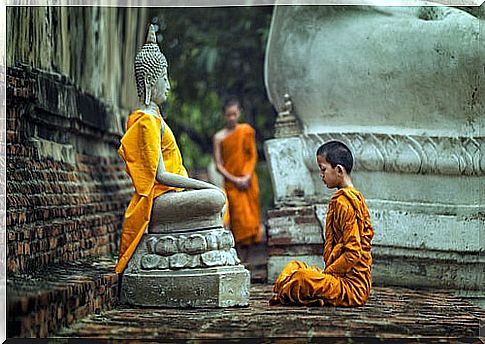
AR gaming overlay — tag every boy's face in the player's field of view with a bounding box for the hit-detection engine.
[223,104,240,129]
[317,154,339,189]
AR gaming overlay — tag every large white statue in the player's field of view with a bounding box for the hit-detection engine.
[264,4,484,305]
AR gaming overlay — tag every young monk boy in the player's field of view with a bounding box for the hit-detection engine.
[213,97,262,259]
[269,140,374,306]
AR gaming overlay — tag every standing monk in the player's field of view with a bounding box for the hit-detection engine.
[213,97,262,259]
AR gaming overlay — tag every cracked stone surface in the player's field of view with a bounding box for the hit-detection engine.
[57,284,484,339]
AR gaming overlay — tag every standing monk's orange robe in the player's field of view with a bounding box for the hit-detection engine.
[115,109,188,273]
[221,123,261,245]
[270,187,374,306]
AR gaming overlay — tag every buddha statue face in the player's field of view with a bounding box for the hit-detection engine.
[151,69,171,105]
[134,24,168,106]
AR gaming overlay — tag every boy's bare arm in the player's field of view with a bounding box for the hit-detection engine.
[213,134,233,181]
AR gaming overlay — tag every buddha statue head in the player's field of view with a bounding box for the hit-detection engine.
[134,24,171,106]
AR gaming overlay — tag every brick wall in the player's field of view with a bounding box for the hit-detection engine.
[6,7,150,336]
[6,65,133,275]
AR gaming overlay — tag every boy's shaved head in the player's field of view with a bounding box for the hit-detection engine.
[316,141,353,174]
[222,96,241,112]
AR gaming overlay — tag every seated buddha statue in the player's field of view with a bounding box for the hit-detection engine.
[115,24,226,274]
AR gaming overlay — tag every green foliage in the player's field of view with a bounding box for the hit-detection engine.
[152,6,276,170]
[149,7,277,216]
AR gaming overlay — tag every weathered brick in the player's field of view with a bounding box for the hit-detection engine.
[8,257,119,338]
[7,67,131,276]
[269,244,323,256]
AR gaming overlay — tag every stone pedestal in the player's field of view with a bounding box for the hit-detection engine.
[122,264,249,308]
[121,227,250,307]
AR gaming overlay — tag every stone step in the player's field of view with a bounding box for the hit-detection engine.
[7,256,118,338]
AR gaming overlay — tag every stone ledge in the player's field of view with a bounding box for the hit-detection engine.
[7,256,118,338]
[303,133,484,176]
[267,251,485,300]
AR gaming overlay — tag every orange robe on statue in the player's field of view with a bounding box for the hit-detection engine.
[270,187,374,306]
[115,109,188,273]
[221,123,261,245]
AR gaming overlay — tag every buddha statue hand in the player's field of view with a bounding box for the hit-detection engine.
[156,169,225,196]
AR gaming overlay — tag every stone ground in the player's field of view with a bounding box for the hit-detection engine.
[56,284,484,341]
[53,243,485,341]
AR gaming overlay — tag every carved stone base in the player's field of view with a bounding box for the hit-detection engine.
[121,229,251,307]
[266,204,485,302]
[121,265,250,307]
[266,249,485,308]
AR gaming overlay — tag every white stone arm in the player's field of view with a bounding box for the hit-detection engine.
[156,150,221,191]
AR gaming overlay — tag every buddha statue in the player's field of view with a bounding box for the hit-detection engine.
[116,24,250,307]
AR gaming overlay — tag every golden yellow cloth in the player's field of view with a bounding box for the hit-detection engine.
[221,123,261,245]
[270,187,374,306]
[115,109,187,273]
[223,195,231,227]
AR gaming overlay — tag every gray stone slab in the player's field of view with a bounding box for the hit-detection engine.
[121,265,250,308]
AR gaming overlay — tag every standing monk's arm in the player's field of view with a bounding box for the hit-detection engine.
[324,202,362,274]
[213,134,243,186]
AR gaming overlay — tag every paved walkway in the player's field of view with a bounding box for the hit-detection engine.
[57,284,484,340]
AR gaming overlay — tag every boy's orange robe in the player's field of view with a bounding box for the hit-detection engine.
[115,110,187,273]
[221,123,261,245]
[270,187,374,306]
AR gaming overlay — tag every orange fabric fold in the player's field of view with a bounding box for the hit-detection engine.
[115,110,187,274]
[270,187,374,306]
[221,123,261,245]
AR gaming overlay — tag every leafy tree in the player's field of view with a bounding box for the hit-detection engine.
[149,7,276,170]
